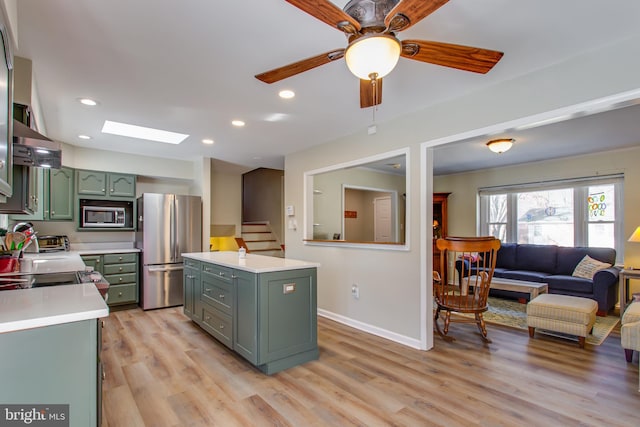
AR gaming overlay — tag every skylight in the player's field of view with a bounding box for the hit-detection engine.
[101,120,189,144]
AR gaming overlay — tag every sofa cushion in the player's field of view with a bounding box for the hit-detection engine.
[572,255,612,279]
[494,270,551,282]
[545,275,594,294]
[556,246,616,275]
[516,244,558,273]
[496,243,517,269]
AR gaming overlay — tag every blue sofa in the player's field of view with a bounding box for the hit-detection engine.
[457,243,620,315]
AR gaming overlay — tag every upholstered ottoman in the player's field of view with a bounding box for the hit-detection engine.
[527,294,597,348]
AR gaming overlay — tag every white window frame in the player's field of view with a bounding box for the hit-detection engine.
[479,175,624,260]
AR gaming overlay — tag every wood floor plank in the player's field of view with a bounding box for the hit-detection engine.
[102,307,639,426]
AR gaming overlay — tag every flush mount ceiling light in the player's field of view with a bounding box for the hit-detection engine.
[78,98,98,106]
[344,34,401,81]
[278,90,295,99]
[202,138,214,145]
[486,138,515,154]
[231,120,246,127]
[102,120,188,144]
[78,134,91,140]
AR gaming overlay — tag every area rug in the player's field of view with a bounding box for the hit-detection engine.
[454,297,619,346]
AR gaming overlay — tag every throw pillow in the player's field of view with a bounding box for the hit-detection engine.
[572,255,612,279]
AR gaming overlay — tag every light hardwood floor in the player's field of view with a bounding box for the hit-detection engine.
[101,307,638,427]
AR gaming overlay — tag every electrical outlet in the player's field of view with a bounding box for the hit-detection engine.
[351,284,360,299]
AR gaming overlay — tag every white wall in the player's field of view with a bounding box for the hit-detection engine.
[210,159,250,238]
[285,33,640,350]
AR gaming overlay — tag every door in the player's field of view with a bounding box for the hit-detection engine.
[140,193,174,265]
[77,170,107,196]
[49,167,74,220]
[374,196,392,242]
[174,195,202,262]
[109,173,135,198]
[141,264,184,309]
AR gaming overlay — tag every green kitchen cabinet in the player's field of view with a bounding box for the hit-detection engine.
[0,319,102,426]
[185,256,318,374]
[81,252,139,306]
[10,166,75,221]
[77,170,135,199]
[47,167,75,219]
[183,258,201,322]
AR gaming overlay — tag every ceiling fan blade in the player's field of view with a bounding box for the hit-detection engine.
[385,0,449,31]
[286,0,361,33]
[360,77,383,109]
[255,49,345,84]
[401,40,503,74]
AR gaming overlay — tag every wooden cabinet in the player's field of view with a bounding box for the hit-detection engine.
[81,252,139,307]
[183,256,319,374]
[77,170,135,199]
[0,319,101,426]
[10,166,75,221]
[433,192,450,283]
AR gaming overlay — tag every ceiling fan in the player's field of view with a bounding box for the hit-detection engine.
[255,0,504,108]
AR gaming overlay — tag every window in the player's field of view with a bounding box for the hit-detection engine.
[479,175,623,255]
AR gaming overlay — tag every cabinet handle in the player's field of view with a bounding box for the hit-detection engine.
[0,160,4,169]
[118,292,123,297]
[102,371,106,381]
[219,294,225,299]
[204,267,211,272]
[101,320,105,328]
[119,267,123,271]
[205,288,211,293]
[102,188,105,192]
[219,272,225,277]
[97,260,100,264]
[219,325,225,330]
[119,277,123,282]
[111,188,114,192]
[51,211,55,216]
[205,315,211,321]
[231,275,237,279]
[118,257,123,261]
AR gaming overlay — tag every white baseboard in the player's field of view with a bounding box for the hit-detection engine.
[317,309,424,350]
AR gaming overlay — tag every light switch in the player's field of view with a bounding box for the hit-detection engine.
[286,205,295,216]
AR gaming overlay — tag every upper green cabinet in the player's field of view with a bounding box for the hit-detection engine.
[77,170,135,199]
[47,167,74,220]
[10,166,74,221]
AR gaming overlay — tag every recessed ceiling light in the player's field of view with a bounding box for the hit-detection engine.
[79,98,98,106]
[101,120,189,144]
[202,138,214,145]
[279,90,295,99]
[231,120,245,127]
[78,134,92,140]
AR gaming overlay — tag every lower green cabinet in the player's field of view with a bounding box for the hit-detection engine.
[0,319,102,426]
[81,252,139,307]
[182,256,318,374]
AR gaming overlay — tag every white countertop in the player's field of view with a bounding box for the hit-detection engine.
[0,283,109,334]
[71,241,140,255]
[182,251,320,273]
[23,252,87,274]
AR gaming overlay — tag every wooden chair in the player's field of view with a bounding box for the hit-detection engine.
[434,236,501,342]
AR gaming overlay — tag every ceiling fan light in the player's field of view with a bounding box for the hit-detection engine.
[487,138,515,154]
[345,34,401,80]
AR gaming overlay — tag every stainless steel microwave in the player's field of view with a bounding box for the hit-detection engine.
[82,206,126,228]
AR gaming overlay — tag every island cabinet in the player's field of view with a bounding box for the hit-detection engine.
[182,252,319,375]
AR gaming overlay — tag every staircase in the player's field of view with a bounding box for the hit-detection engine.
[240,222,284,258]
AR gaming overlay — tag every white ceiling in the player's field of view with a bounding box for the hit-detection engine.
[12,1,640,173]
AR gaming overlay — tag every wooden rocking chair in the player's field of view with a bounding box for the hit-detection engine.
[434,236,501,342]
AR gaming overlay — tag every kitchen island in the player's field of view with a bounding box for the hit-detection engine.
[182,251,319,374]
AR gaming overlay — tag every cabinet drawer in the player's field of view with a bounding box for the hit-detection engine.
[201,278,233,314]
[103,262,136,275]
[104,253,137,264]
[104,272,137,285]
[107,284,137,305]
[184,258,200,269]
[201,263,232,283]
[202,306,233,349]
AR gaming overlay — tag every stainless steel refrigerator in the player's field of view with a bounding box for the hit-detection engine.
[135,193,202,310]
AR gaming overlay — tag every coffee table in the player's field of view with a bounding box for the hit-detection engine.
[467,275,548,302]
[488,277,548,303]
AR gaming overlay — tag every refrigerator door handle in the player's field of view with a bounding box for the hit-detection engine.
[148,265,184,273]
